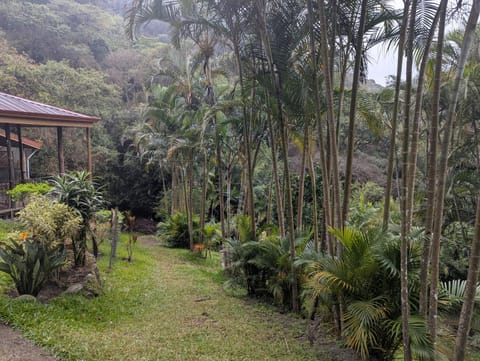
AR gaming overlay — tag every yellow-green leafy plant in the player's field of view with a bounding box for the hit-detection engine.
[17,195,82,247]
[6,182,52,203]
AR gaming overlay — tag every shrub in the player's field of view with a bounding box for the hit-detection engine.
[0,237,66,296]
[6,182,52,203]
[50,171,105,264]
[157,212,199,248]
[17,195,81,246]
[202,222,222,254]
[95,210,112,224]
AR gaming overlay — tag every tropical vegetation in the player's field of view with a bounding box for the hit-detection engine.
[0,0,479,360]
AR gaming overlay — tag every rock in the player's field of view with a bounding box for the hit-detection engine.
[84,272,103,297]
[15,294,37,302]
[64,283,84,295]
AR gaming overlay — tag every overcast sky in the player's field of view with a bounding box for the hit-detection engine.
[367,45,400,86]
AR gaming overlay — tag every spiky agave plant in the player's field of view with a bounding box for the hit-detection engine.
[49,171,104,265]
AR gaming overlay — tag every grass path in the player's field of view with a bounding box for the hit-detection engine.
[0,238,319,361]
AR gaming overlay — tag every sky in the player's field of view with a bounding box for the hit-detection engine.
[368,45,400,86]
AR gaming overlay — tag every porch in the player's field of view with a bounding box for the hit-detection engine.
[0,92,100,216]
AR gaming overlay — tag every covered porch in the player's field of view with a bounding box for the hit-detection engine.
[0,92,100,215]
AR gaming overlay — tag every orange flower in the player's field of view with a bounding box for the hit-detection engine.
[193,243,205,251]
[20,232,28,241]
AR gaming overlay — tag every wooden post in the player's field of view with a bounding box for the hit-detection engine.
[5,124,15,216]
[109,208,119,269]
[5,125,15,189]
[57,127,65,175]
[86,127,92,179]
[17,126,25,182]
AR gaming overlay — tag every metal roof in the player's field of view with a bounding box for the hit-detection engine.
[0,92,100,127]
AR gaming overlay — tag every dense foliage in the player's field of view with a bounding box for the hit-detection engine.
[0,0,479,360]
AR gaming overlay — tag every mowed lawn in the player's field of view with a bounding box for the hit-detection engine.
[0,236,319,361]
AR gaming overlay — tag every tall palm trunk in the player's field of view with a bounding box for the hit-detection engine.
[335,42,349,144]
[342,0,368,224]
[226,158,233,237]
[383,1,411,229]
[317,0,345,335]
[318,0,343,232]
[306,128,320,252]
[267,106,286,237]
[216,125,226,239]
[296,127,308,232]
[429,0,480,343]
[406,2,443,233]
[254,0,298,312]
[199,149,208,243]
[233,38,256,241]
[187,152,195,250]
[399,1,419,359]
[454,196,480,361]
[171,163,177,214]
[307,0,333,256]
[419,0,447,316]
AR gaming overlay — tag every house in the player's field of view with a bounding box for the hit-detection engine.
[0,92,100,214]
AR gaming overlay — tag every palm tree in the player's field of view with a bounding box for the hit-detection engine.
[318,0,343,233]
[305,225,433,360]
[429,0,480,343]
[419,0,447,317]
[251,0,307,312]
[454,196,480,361]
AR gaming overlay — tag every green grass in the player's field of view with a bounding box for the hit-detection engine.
[0,230,318,361]
[2,217,479,361]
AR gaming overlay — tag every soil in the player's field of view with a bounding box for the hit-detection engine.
[137,235,160,246]
[132,218,157,234]
[0,323,57,361]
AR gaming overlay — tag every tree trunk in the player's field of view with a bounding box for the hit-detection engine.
[268,108,285,237]
[400,1,418,359]
[254,0,298,311]
[226,160,232,238]
[383,1,410,230]
[307,0,333,256]
[406,1,443,233]
[306,128,320,252]
[296,128,308,233]
[317,0,343,232]
[317,0,344,335]
[187,153,195,250]
[199,150,208,244]
[419,0,447,317]
[454,196,480,361]
[216,127,226,239]
[429,0,480,343]
[342,0,368,224]
[233,40,256,241]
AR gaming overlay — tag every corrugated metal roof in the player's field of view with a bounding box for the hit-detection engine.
[0,92,99,123]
